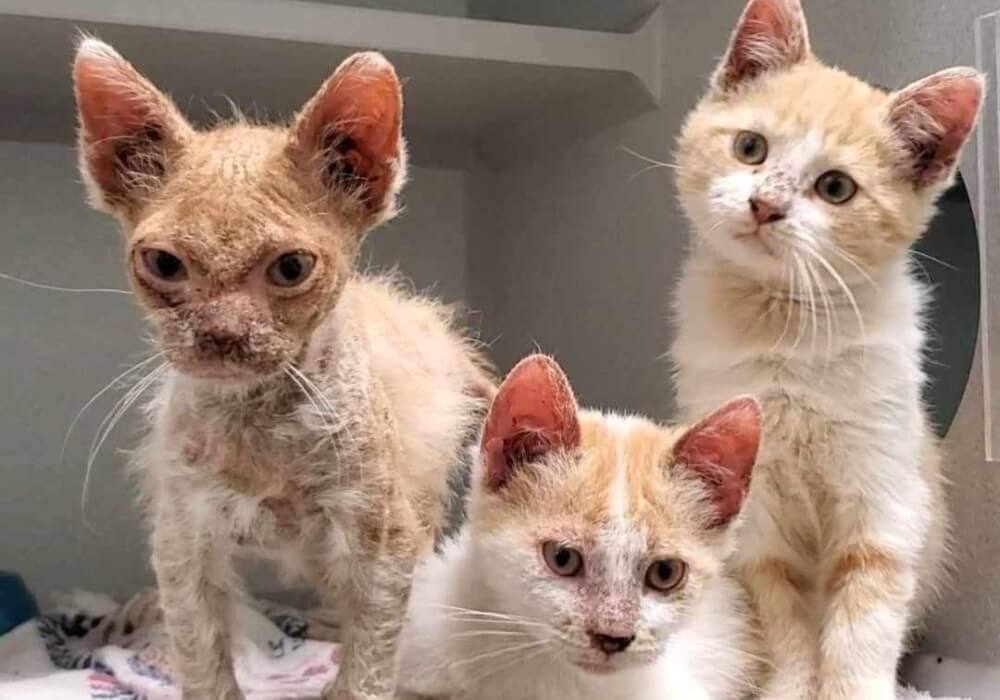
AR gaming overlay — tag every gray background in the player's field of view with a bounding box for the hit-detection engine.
[2,0,999,665]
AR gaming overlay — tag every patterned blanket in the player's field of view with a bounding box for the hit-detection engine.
[0,590,341,699]
[0,589,972,699]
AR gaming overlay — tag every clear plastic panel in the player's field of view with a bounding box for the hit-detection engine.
[975,13,1000,462]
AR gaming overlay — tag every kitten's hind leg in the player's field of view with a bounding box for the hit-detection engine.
[742,556,817,700]
[151,494,244,700]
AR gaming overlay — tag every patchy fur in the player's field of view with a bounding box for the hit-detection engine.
[671,2,983,699]
[398,356,765,700]
[73,38,494,700]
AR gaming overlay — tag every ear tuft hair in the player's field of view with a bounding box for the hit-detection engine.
[73,36,191,216]
[712,0,811,94]
[887,67,985,189]
[291,51,407,231]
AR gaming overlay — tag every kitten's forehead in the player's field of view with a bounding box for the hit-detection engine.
[572,413,694,539]
[729,63,892,155]
[135,124,336,271]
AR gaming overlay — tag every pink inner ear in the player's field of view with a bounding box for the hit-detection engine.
[889,68,984,187]
[75,53,150,143]
[297,52,402,208]
[74,42,180,204]
[673,398,762,527]
[715,0,810,92]
[481,355,581,491]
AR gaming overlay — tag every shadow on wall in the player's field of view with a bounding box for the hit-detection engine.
[918,173,979,438]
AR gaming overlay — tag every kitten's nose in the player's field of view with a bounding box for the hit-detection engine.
[194,328,246,357]
[589,632,635,655]
[749,197,786,225]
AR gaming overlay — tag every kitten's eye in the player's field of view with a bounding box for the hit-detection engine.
[815,170,858,204]
[645,559,688,594]
[268,252,316,288]
[141,249,187,283]
[542,542,584,577]
[733,131,768,165]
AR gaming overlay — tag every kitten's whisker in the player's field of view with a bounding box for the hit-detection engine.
[452,638,550,670]
[465,643,553,685]
[451,629,536,639]
[805,256,836,363]
[0,271,132,295]
[81,362,168,530]
[628,162,672,182]
[793,253,819,357]
[805,249,868,352]
[284,365,334,432]
[824,246,880,289]
[910,248,958,271]
[768,253,796,354]
[620,145,687,172]
[788,253,810,359]
[61,352,165,467]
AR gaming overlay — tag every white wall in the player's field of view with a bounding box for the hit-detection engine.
[0,140,469,600]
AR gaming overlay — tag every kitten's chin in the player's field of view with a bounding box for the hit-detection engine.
[170,359,282,388]
[700,228,787,283]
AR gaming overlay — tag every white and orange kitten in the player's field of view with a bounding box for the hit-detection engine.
[398,355,764,700]
[672,1,983,699]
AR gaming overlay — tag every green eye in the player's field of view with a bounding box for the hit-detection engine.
[645,559,688,594]
[815,170,858,204]
[733,131,768,165]
[542,541,584,577]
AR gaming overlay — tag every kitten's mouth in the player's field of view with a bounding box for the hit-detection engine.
[170,357,274,383]
[734,226,778,257]
[573,659,617,675]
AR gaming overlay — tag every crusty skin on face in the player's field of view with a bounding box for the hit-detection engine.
[73,38,494,700]
[671,1,982,699]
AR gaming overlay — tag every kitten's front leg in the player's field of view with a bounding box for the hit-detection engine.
[742,555,817,700]
[151,495,243,700]
[323,492,420,700]
[816,541,916,700]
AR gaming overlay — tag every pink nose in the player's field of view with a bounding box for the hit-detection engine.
[749,197,786,225]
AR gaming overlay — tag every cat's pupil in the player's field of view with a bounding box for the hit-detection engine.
[733,131,767,165]
[155,252,181,279]
[656,561,674,580]
[554,548,571,568]
[279,255,303,281]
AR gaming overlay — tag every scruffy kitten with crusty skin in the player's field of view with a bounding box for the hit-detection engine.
[398,355,765,700]
[671,1,983,699]
[72,39,493,700]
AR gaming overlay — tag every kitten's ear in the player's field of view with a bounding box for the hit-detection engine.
[712,0,811,94]
[672,397,762,528]
[481,355,581,491]
[73,38,192,215]
[291,51,406,228]
[887,68,985,189]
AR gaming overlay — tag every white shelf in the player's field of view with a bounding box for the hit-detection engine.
[0,0,664,167]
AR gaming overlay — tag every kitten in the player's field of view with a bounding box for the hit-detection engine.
[72,39,494,700]
[671,1,983,699]
[398,354,764,700]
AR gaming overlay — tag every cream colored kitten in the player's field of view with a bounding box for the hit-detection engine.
[398,355,764,700]
[72,39,493,700]
[671,2,983,700]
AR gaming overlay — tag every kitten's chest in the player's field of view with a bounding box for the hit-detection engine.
[164,398,348,538]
